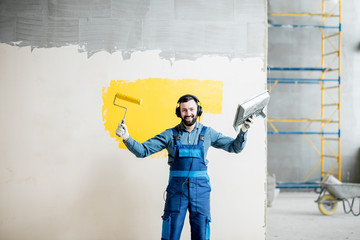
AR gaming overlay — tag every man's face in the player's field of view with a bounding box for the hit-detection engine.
[179,99,198,126]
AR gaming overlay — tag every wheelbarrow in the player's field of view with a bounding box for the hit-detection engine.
[315,175,360,216]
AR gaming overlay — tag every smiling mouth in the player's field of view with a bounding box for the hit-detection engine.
[182,115,197,126]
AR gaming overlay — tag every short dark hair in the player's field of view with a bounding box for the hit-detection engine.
[177,94,200,104]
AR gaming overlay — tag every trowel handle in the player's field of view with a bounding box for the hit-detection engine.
[258,110,266,119]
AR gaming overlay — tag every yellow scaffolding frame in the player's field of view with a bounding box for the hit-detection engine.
[268,0,341,187]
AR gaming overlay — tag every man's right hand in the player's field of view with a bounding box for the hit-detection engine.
[116,123,130,141]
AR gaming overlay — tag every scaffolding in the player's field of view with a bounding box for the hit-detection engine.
[267,0,341,188]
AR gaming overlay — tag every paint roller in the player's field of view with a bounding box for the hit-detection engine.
[113,93,143,123]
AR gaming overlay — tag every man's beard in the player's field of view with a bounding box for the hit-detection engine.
[182,115,198,126]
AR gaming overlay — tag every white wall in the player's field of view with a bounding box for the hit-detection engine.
[0,43,267,239]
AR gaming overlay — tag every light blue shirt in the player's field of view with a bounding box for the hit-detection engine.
[124,122,247,165]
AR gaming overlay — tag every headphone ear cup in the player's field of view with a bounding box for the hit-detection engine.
[197,105,203,117]
[176,106,181,117]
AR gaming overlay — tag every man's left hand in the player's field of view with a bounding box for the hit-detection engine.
[241,115,254,132]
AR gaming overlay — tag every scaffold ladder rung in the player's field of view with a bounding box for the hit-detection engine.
[323,51,339,56]
[324,32,340,38]
[323,138,339,141]
[322,103,339,107]
[324,85,339,90]
[321,154,339,159]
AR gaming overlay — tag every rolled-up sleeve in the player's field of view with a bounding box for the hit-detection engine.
[124,129,172,158]
[209,128,247,153]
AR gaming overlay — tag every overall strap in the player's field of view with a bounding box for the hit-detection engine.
[172,127,181,146]
[197,126,207,146]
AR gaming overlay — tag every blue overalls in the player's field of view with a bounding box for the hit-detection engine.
[161,126,211,240]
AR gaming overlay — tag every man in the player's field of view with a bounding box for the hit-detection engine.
[116,94,253,240]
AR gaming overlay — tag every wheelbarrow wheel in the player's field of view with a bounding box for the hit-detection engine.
[318,194,337,216]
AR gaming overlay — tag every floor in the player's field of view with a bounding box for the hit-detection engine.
[266,191,360,240]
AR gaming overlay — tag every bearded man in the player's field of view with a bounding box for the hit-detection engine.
[116,94,253,240]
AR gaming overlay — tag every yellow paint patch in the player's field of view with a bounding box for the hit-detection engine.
[102,78,223,154]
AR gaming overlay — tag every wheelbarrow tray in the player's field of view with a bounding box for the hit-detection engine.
[321,183,360,199]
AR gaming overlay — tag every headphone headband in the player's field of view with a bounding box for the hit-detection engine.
[177,94,200,104]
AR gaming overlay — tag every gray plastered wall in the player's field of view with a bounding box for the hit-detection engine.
[0,0,266,60]
[267,0,360,183]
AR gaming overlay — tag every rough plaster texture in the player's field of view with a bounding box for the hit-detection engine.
[0,0,266,60]
[267,0,360,183]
